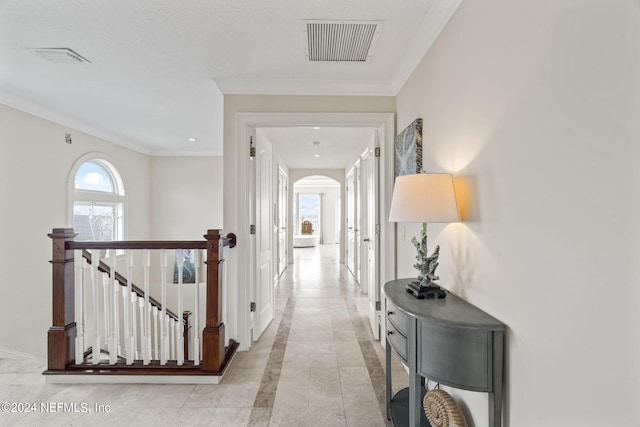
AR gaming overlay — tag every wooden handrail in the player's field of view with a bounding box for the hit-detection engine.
[69,241,207,250]
[67,233,236,251]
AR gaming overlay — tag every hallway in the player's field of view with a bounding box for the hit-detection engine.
[247,244,391,426]
[0,245,405,427]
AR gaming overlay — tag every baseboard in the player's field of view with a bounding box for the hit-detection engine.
[0,346,41,360]
[44,374,223,385]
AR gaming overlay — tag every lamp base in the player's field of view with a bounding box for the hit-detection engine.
[406,281,446,299]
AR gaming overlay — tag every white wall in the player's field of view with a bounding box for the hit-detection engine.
[147,156,225,320]
[0,103,152,358]
[150,156,224,240]
[395,1,640,425]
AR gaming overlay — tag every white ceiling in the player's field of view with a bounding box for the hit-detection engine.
[260,126,375,169]
[0,0,460,157]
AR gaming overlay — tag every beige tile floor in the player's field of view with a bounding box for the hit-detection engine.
[0,245,407,426]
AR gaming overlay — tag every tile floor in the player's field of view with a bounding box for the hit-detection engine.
[0,245,407,426]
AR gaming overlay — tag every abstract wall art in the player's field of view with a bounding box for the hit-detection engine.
[394,118,422,178]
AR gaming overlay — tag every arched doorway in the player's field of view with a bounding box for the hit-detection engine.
[288,170,345,265]
[291,175,341,257]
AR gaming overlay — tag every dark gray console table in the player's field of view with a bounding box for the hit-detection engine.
[384,279,506,427]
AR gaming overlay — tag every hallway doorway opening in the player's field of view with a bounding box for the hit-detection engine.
[292,175,341,251]
[230,112,395,352]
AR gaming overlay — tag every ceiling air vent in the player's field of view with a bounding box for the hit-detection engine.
[303,20,383,63]
[29,48,91,64]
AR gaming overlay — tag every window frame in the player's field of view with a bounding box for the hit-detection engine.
[68,153,127,241]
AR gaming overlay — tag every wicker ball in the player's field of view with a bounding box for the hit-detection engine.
[423,389,468,427]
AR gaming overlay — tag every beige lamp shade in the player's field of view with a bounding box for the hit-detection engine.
[389,173,460,223]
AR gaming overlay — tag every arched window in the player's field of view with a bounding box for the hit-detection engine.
[71,157,125,241]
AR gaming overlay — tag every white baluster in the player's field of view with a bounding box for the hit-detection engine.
[130,291,138,359]
[169,317,176,360]
[160,250,168,364]
[121,286,130,363]
[108,250,117,365]
[74,251,85,364]
[142,249,151,365]
[169,316,173,360]
[193,249,200,365]
[102,271,110,353]
[91,250,102,364]
[177,251,184,365]
[113,279,120,359]
[164,314,170,363]
[138,296,145,359]
[153,305,159,360]
[174,318,180,362]
[124,251,134,365]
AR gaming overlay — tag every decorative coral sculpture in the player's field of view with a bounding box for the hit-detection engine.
[411,223,441,289]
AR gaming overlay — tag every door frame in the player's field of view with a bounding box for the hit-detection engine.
[362,140,381,339]
[277,165,288,278]
[346,166,357,279]
[232,112,395,351]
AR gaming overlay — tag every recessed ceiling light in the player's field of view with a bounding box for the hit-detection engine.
[188,138,197,142]
[313,127,320,130]
[314,154,320,158]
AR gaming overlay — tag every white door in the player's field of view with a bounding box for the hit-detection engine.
[365,142,380,340]
[278,167,288,277]
[346,170,356,277]
[253,135,274,341]
[359,151,370,296]
[354,163,361,285]
[355,142,380,339]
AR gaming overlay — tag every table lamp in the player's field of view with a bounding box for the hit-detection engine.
[389,173,460,298]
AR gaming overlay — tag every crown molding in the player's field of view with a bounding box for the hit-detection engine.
[0,93,152,156]
[214,77,395,96]
[391,0,463,94]
[150,149,221,157]
[1,93,222,157]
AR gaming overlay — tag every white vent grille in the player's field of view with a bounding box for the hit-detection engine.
[304,20,383,63]
[29,48,91,64]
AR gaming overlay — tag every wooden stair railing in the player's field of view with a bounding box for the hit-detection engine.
[81,249,180,320]
[46,228,237,377]
[78,249,190,361]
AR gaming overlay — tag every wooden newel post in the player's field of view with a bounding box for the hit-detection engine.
[47,228,78,370]
[202,229,225,371]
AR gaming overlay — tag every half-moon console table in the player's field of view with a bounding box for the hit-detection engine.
[384,279,506,427]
